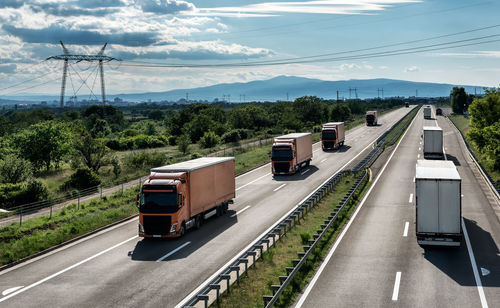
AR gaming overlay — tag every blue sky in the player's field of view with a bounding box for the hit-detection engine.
[0,0,499,97]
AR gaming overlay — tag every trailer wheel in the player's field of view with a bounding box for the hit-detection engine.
[306,160,310,167]
[195,215,201,229]
[180,223,185,236]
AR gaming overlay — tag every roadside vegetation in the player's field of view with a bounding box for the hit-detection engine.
[0,97,422,210]
[449,87,500,186]
[217,173,369,308]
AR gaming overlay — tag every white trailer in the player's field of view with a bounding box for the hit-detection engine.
[423,106,432,119]
[423,126,443,158]
[415,160,462,246]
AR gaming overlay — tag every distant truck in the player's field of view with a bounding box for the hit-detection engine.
[423,126,444,158]
[405,102,409,108]
[366,111,378,126]
[272,133,312,175]
[321,122,345,150]
[138,157,235,238]
[424,106,432,119]
[415,160,462,246]
[436,108,443,116]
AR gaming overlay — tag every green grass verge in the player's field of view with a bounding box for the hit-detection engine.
[383,107,419,147]
[216,173,369,308]
[448,115,500,185]
[0,188,138,266]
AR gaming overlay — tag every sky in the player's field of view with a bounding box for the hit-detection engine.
[0,0,499,98]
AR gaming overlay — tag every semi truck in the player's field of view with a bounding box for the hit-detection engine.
[137,157,235,238]
[405,102,409,108]
[436,108,443,116]
[272,133,312,175]
[424,106,432,119]
[366,111,378,126]
[423,126,443,158]
[321,122,345,150]
[415,160,462,246]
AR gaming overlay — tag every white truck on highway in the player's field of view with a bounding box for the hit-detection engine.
[415,160,462,246]
[423,106,432,119]
[423,126,443,159]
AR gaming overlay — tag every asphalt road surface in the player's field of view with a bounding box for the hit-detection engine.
[0,107,413,308]
[296,106,500,308]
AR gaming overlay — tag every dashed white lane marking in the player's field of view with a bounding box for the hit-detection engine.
[462,218,489,308]
[2,286,23,296]
[403,222,409,237]
[230,205,251,218]
[273,184,286,192]
[413,177,415,183]
[236,173,269,191]
[409,193,413,203]
[320,158,327,163]
[417,154,420,159]
[392,272,402,301]
[301,169,310,175]
[0,236,138,303]
[156,242,191,262]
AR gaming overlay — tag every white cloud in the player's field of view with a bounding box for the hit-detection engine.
[378,65,388,70]
[340,63,361,70]
[404,65,419,72]
[195,0,421,17]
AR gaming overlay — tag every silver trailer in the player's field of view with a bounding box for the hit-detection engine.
[423,126,443,158]
[415,160,462,246]
[423,106,432,119]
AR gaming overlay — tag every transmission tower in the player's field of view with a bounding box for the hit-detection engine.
[47,41,118,107]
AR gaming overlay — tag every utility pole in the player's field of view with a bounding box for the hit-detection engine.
[416,89,418,97]
[286,92,289,101]
[354,88,358,99]
[349,88,352,99]
[47,41,118,107]
[336,90,339,103]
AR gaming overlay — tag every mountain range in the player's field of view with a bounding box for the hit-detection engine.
[1,76,485,104]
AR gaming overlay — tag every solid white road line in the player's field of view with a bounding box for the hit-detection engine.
[0,236,138,303]
[419,147,421,151]
[236,173,269,191]
[320,158,327,163]
[295,108,418,308]
[273,184,286,192]
[156,242,191,262]
[300,169,310,175]
[2,286,23,296]
[230,205,251,218]
[409,193,413,203]
[403,222,409,237]
[462,218,489,308]
[177,108,413,308]
[417,154,420,159]
[392,272,402,301]
[413,177,415,183]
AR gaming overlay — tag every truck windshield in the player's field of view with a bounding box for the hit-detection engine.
[272,147,293,161]
[322,130,336,140]
[366,115,375,121]
[140,191,178,214]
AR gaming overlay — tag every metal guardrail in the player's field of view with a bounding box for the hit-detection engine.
[447,116,500,200]
[183,107,419,308]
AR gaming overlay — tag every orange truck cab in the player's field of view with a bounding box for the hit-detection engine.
[138,157,235,238]
[271,133,312,175]
[321,122,345,150]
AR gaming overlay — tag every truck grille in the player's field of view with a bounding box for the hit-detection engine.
[143,215,171,235]
[323,141,335,149]
[274,162,290,173]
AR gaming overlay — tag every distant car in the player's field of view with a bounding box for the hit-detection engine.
[436,108,443,116]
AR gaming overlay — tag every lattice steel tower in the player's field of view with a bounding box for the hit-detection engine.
[47,41,118,107]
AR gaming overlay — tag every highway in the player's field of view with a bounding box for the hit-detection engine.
[296,106,500,307]
[0,107,412,307]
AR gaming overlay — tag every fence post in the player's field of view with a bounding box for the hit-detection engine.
[19,205,23,226]
[78,191,80,210]
[100,184,103,198]
[122,183,124,194]
[50,204,53,219]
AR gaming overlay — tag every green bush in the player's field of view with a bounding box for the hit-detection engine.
[221,130,240,143]
[191,152,202,159]
[168,135,177,146]
[199,131,220,148]
[62,167,101,191]
[0,179,49,209]
[0,154,33,184]
[124,151,166,169]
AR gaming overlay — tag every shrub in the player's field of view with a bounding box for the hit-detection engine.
[105,139,121,151]
[61,167,101,191]
[168,135,177,146]
[0,179,49,209]
[191,152,202,159]
[199,131,220,148]
[0,154,33,184]
[123,151,166,169]
[221,130,240,143]
[177,134,191,154]
[300,232,311,245]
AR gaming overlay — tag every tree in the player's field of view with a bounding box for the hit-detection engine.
[199,131,220,148]
[147,109,164,121]
[90,119,111,138]
[450,87,468,114]
[0,154,33,184]
[14,121,72,171]
[73,126,109,173]
[331,104,352,122]
[293,96,329,124]
[177,134,191,154]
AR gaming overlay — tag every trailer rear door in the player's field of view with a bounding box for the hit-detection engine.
[417,180,439,233]
[438,180,461,234]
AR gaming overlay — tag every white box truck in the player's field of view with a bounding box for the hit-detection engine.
[415,160,462,246]
[423,126,443,158]
[423,106,432,119]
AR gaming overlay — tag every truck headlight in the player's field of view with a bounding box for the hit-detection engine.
[138,222,144,234]
[170,223,178,233]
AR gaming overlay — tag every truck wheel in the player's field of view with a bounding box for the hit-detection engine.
[180,223,185,236]
[305,160,310,167]
[195,216,201,229]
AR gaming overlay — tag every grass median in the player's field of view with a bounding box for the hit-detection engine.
[216,173,369,308]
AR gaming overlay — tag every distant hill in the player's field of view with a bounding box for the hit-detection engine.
[1,76,485,103]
